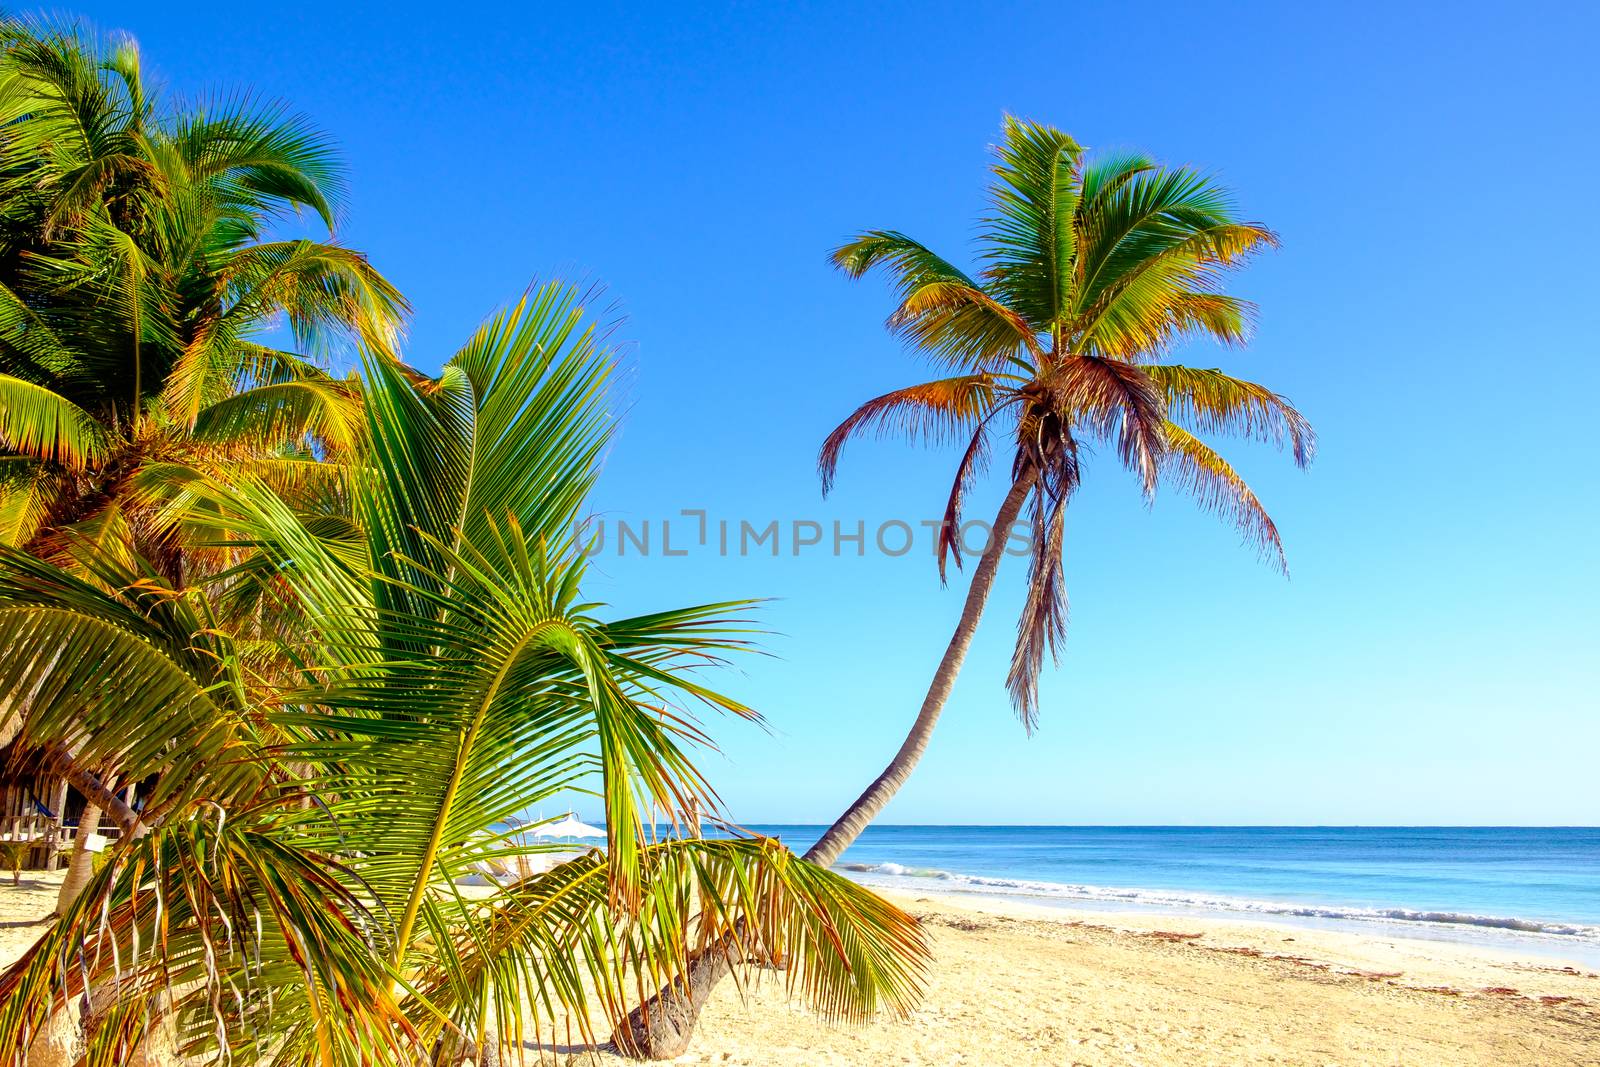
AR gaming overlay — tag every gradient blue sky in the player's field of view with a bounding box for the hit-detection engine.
[72,1,1598,824]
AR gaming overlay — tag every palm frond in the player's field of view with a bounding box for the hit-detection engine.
[831,231,1036,369]
[0,19,158,238]
[0,797,412,1067]
[0,457,65,547]
[1004,483,1067,729]
[443,283,613,549]
[0,373,108,468]
[934,420,995,581]
[1142,363,1315,466]
[818,374,1000,494]
[168,94,345,231]
[191,379,364,456]
[980,115,1084,331]
[1070,165,1276,356]
[221,239,409,357]
[1077,152,1156,206]
[0,546,264,815]
[1033,357,1166,494]
[414,836,928,1059]
[0,279,80,381]
[1160,422,1286,571]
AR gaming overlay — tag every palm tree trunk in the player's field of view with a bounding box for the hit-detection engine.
[47,744,141,835]
[803,470,1034,867]
[48,746,143,914]
[56,787,110,915]
[620,471,1034,1059]
[614,934,737,1059]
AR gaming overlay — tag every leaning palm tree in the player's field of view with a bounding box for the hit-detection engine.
[804,117,1314,866]
[0,17,405,568]
[617,118,1316,1061]
[0,284,926,1065]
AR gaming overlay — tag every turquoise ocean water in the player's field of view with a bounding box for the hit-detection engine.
[731,825,1600,965]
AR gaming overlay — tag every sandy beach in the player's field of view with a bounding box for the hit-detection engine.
[639,894,1600,1067]
[5,873,1595,1066]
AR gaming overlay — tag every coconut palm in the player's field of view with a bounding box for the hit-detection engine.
[0,17,407,912]
[0,284,926,1065]
[0,17,405,568]
[804,117,1314,865]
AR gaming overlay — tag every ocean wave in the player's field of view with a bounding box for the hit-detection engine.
[837,863,1600,941]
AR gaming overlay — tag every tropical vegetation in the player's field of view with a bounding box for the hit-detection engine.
[803,117,1315,866]
[0,18,927,1066]
[0,16,405,566]
[603,117,1317,1058]
[0,281,927,1064]
[0,14,408,916]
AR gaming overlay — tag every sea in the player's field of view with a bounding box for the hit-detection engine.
[732,825,1600,966]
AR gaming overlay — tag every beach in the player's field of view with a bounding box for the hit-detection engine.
[5,873,1595,1066]
[637,893,1600,1067]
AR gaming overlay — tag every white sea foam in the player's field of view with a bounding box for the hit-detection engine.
[837,863,1600,942]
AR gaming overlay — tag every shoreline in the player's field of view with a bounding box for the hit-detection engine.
[849,875,1600,970]
[781,824,1600,962]
[888,887,1600,1000]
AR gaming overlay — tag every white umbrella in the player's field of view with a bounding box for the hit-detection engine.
[530,813,605,839]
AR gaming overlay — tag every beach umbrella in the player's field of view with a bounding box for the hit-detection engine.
[531,813,605,839]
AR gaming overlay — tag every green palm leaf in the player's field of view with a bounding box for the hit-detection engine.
[0,457,66,546]
[830,231,1036,369]
[980,115,1084,332]
[191,379,365,456]
[0,373,109,468]
[412,837,927,1059]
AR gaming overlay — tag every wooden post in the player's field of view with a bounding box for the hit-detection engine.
[46,777,70,871]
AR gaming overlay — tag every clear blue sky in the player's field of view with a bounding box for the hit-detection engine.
[72,1,1598,824]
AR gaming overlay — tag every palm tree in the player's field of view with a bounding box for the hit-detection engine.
[804,117,1314,866]
[613,117,1317,1062]
[0,18,406,904]
[0,17,406,569]
[0,284,927,1064]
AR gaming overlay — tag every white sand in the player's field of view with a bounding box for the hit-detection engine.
[589,892,1600,1066]
[6,874,1597,1065]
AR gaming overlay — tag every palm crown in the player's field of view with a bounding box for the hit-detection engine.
[824,117,1314,726]
[0,19,406,564]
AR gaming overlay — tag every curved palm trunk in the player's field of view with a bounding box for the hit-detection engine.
[47,744,142,835]
[49,746,143,914]
[803,470,1034,867]
[621,472,1034,1059]
[55,800,105,915]
[614,933,738,1058]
